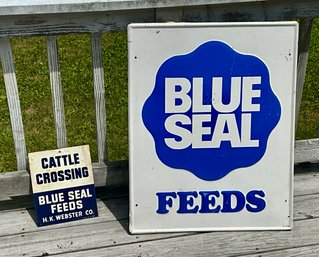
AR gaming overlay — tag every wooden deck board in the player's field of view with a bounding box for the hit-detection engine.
[1,167,319,256]
[243,244,319,257]
[41,218,319,257]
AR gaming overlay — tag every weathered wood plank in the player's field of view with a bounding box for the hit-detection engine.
[0,10,155,37]
[0,157,318,200]
[243,244,319,257]
[82,219,319,256]
[8,217,318,257]
[1,171,319,256]
[93,160,128,188]
[0,190,317,238]
[206,0,319,22]
[0,0,265,16]
[156,7,183,22]
[0,196,128,237]
[0,213,188,257]
[91,33,107,163]
[0,0,317,21]
[294,193,319,220]
[46,36,67,149]
[294,167,319,196]
[0,161,128,200]
[4,170,319,219]
[0,170,30,201]
[295,18,314,129]
[295,138,319,163]
[0,1,318,37]
[0,171,317,235]
[183,5,209,22]
[206,1,267,22]
[0,38,27,171]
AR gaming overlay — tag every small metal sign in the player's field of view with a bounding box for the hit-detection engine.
[29,145,98,226]
[128,22,298,233]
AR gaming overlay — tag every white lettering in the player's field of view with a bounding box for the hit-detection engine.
[163,76,261,149]
[242,76,261,112]
[211,114,241,148]
[165,114,192,149]
[192,114,211,148]
[165,78,191,113]
[240,113,259,147]
[192,77,211,113]
[212,77,241,113]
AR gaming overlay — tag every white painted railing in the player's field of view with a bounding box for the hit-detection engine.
[0,0,318,199]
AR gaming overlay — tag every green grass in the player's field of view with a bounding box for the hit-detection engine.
[0,32,128,172]
[0,21,318,172]
[296,19,319,140]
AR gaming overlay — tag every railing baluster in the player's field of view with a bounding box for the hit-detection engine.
[91,33,107,163]
[46,36,67,149]
[0,38,27,171]
[296,18,314,130]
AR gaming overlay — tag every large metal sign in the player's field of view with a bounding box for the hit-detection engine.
[29,145,98,226]
[128,22,298,233]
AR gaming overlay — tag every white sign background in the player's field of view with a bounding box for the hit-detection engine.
[29,145,94,193]
[129,22,298,233]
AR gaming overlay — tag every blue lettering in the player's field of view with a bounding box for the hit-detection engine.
[64,169,71,180]
[58,170,64,181]
[221,190,245,213]
[74,167,83,178]
[51,171,57,182]
[41,158,48,169]
[40,154,81,169]
[246,190,266,212]
[34,167,89,185]
[43,172,50,184]
[36,174,43,184]
[82,166,89,177]
[49,157,57,168]
[156,192,177,214]
[55,156,62,167]
[177,191,199,213]
[199,191,221,213]
[74,153,80,165]
[156,189,266,214]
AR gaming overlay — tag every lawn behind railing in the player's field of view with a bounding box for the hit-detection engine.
[298,19,319,140]
[0,32,128,172]
[0,19,318,172]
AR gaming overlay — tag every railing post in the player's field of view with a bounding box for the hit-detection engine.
[0,38,27,171]
[91,33,107,163]
[296,18,314,131]
[46,36,67,149]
